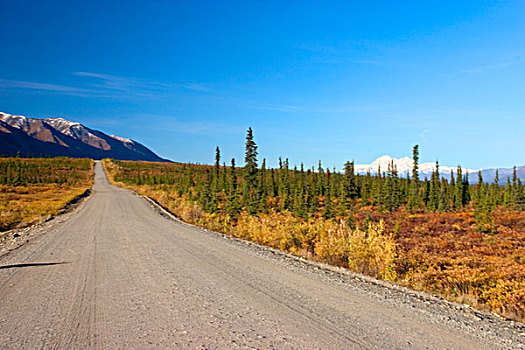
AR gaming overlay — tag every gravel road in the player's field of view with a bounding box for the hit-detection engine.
[0,161,523,349]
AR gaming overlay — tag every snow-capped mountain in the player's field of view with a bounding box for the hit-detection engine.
[354,155,524,183]
[355,155,478,177]
[0,112,169,162]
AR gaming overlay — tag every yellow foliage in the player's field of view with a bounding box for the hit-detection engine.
[0,158,93,231]
[103,159,525,322]
[315,220,397,281]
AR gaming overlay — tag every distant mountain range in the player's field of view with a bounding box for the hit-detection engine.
[355,155,525,184]
[0,112,169,162]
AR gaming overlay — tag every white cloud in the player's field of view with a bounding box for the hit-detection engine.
[460,62,512,74]
[0,78,89,96]
[0,72,213,99]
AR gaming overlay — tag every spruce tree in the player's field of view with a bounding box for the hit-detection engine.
[462,172,471,206]
[423,178,430,207]
[511,166,523,209]
[305,169,316,216]
[258,158,267,212]
[213,146,222,195]
[344,161,358,199]
[221,161,227,194]
[408,145,420,210]
[243,127,258,213]
[317,160,325,196]
[503,178,512,208]
[454,166,463,210]
[438,178,450,212]
[337,181,347,217]
[227,158,240,217]
[476,170,485,205]
[323,169,334,219]
[361,171,372,205]
[270,168,277,197]
[200,169,215,212]
[215,146,221,178]
[491,170,500,205]
[427,161,440,212]
[279,158,290,211]
[516,179,525,210]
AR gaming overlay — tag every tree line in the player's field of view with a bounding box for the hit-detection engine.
[0,157,92,186]
[112,128,525,231]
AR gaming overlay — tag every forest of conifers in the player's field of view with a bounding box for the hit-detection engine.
[0,157,92,186]
[111,128,524,232]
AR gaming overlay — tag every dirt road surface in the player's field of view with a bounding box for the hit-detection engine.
[0,162,523,349]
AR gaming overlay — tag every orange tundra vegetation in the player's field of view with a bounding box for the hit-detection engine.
[0,157,93,231]
[103,159,525,322]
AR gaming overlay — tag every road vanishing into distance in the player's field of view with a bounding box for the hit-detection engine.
[0,162,523,349]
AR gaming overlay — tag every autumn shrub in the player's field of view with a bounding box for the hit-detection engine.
[314,220,397,280]
[481,279,525,321]
[0,158,93,231]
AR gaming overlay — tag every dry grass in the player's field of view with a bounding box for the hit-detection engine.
[0,158,93,231]
[0,185,89,231]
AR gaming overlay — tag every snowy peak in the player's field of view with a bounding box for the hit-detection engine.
[0,112,32,131]
[43,117,81,135]
[109,134,134,144]
[355,155,478,177]
[0,111,169,162]
[362,155,413,174]
[43,117,110,149]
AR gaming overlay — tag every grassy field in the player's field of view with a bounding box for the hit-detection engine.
[103,159,525,322]
[0,157,93,232]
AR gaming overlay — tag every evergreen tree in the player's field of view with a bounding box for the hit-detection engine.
[306,169,316,216]
[454,166,463,210]
[462,172,471,205]
[323,169,334,219]
[476,170,485,204]
[270,168,277,197]
[423,178,429,206]
[200,169,217,212]
[510,167,525,209]
[503,178,512,208]
[258,158,267,212]
[438,178,450,212]
[243,127,258,213]
[227,158,240,217]
[215,146,221,178]
[213,146,222,194]
[408,145,420,210]
[317,160,325,196]
[427,161,440,211]
[516,179,525,209]
[279,158,290,211]
[221,161,227,194]
[361,171,372,206]
[383,161,401,212]
[336,181,347,217]
[490,170,500,205]
[344,161,358,199]
[474,170,495,232]
[510,166,525,209]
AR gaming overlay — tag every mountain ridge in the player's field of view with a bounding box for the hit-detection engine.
[355,155,525,183]
[0,112,169,162]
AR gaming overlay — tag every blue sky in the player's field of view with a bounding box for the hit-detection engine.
[0,0,523,170]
